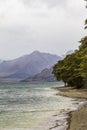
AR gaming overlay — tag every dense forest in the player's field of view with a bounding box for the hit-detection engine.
[53,4,87,89]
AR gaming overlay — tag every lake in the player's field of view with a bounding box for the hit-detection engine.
[0,82,80,130]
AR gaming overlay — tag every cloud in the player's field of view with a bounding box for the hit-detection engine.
[20,0,67,8]
[0,0,86,59]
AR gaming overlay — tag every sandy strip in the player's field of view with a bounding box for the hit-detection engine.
[55,87,87,99]
[55,87,87,130]
[68,104,87,130]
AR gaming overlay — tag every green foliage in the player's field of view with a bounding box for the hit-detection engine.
[53,13,87,89]
[85,19,87,29]
[79,36,87,50]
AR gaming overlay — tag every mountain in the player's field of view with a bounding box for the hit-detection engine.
[0,51,61,82]
[22,50,75,83]
[0,60,3,64]
[66,50,74,55]
[62,50,74,59]
[22,68,57,82]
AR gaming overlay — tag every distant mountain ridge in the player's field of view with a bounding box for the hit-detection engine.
[61,50,74,59]
[0,51,61,82]
[22,68,57,82]
[0,60,3,64]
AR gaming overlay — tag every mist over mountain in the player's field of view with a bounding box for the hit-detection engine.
[0,51,61,82]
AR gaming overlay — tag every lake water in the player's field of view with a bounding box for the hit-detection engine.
[0,82,81,130]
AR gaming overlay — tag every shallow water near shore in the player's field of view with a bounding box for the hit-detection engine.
[0,82,83,130]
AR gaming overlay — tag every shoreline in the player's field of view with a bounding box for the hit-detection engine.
[54,86,87,130]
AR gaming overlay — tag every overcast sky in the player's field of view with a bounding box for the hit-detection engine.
[0,0,86,60]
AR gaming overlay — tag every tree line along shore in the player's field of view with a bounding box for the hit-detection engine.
[53,0,87,89]
[53,16,87,89]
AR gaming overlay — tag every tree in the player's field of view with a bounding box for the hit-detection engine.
[53,51,85,88]
[53,1,87,89]
[85,19,87,29]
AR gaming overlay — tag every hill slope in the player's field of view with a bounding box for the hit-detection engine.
[22,68,57,82]
[0,51,61,82]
